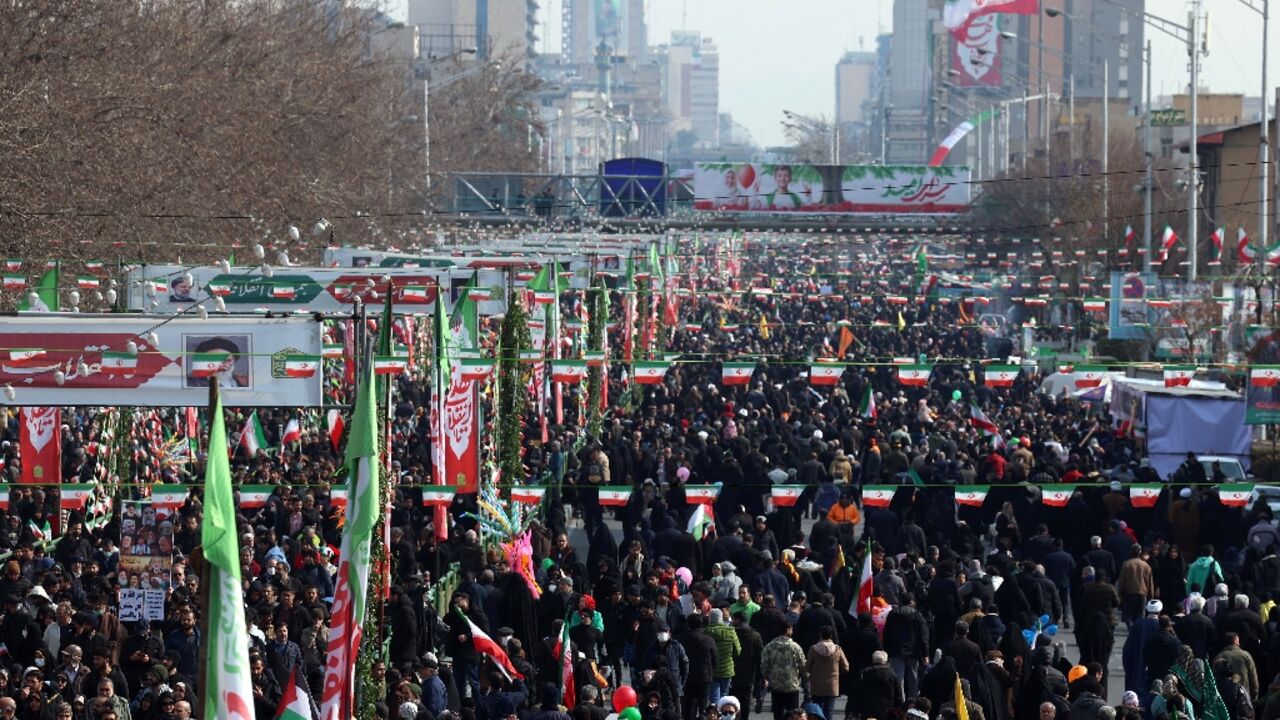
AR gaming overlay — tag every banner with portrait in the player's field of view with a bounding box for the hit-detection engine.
[694,163,970,214]
[117,499,175,591]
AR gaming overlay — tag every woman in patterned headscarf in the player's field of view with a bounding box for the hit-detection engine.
[1171,644,1229,720]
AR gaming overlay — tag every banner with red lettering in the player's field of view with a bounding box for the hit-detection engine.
[20,407,60,484]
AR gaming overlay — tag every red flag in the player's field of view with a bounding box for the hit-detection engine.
[465,614,523,681]
[327,410,345,454]
[20,407,60,484]
[856,546,874,614]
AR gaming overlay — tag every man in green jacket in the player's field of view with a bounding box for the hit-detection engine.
[706,608,742,706]
[760,624,807,720]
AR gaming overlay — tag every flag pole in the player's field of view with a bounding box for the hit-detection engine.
[192,377,218,720]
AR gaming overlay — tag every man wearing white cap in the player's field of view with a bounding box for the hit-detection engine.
[717,695,740,719]
[1121,598,1163,696]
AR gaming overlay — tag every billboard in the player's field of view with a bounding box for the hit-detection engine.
[952,14,1001,87]
[693,164,971,214]
[1108,271,1154,340]
[127,265,508,316]
[0,315,323,407]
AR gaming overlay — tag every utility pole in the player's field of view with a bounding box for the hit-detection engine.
[1189,0,1201,281]
[1144,41,1154,273]
[1260,0,1270,275]
[1103,58,1110,239]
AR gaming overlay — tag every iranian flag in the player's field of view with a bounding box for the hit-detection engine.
[633,360,671,385]
[1040,485,1077,507]
[955,486,990,508]
[885,295,909,305]
[330,487,348,509]
[373,356,409,375]
[969,405,1003,447]
[688,502,715,540]
[511,485,548,505]
[1129,484,1163,508]
[319,367,382,720]
[1159,225,1179,262]
[1209,227,1225,263]
[557,615,576,708]
[1163,365,1196,387]
[721,361,756,386]
[283,355,320,378]
[532,290,556,305]
[1124,225,1136,245]
[274,666,314,720]
[584,350,606,366]
[239,411,268,455]
[898,364,933,387]
[402,286,429,303]
[1082,298,1107,313]
[458,357,495,382]
[1073,365,1108,388]
[202,388,254,720]
[551,360,588,384]
[771,485,804,507]
[280,418,301,447]
[421,487,456,507]
[1251,367,1280,387]
[1219,483,1254,508]
[1,276,24,291]
[859,386,877,420]
[929,108,996,166]
[271,285,297,300]
[462,613,524,681]
[59,484,95,510]
[99,352,138,375]
[2,260,19,271]
[189,353,228,378]
[855,544,874,614]
[598,488,632,506]
[0,485,9,510]
[862,485,897,508]
[323,344,345,359]
[1239,227,1255,263]
[151,485,189,511]
[685,484,721,505]
[207,282,231,296]
[943,0,1038,36]
[983,365,1020,387]
[326,409,345,453]
[26,520,50,541]
[238,485,274,509]
[810,363,845,386]
[76,276,100,290]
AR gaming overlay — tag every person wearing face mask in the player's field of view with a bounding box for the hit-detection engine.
[635,662,680,718]
[717,695,741,720]
[641,621,688,705]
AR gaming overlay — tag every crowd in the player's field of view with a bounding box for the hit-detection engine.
[0,237,1266,720]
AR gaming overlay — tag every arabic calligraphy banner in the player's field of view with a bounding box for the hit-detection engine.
[693,163,971,214]
[0,315,323,407]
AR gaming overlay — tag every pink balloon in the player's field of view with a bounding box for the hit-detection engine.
[676,567,693,587]
[612,685,638,712]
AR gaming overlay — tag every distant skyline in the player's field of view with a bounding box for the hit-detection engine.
[392,0,1276,149]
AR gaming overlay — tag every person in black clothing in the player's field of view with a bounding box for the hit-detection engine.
[1143,616,1183,686]
[680,613,718,719]
[947,620,983,677]
[444,591,489,700]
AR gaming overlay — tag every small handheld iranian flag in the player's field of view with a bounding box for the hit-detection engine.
[598,488,633,506]
[861,485,897,508]
[27,519,50,541]
[685,484,721,505]
[1040,485,1077,507]
[1219,484,1253,507]
[983,364,1019,387]
[1124,225,1136,245]
[898,364,933,387]
[1159,225,1179,262]
[1129,484,1163,508]
[373,355,409,375]
[954,486,989,508]
[810,363,845,386]
[239,411,268,455]
[721,361,756,386]
[510,485,548,505]
[76,276,100,290]
[1208,227,1225,264]
[858,386,877,420]
[770,485,804,507]
[633,360,671,385]
[280,418,301,447]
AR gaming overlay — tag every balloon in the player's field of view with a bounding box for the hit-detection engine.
[1039,614,1051,627]
[619,708,642,720]
[612,686,638,712]
[1046,624,1058,636]
[952,389,962,401]
[675,567,693,588]
[738,164,756,188]
[1022,629,1036,645]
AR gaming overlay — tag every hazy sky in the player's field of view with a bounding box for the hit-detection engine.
[395,0,1274,148]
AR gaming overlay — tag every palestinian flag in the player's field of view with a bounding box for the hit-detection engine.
[771,485,804,507]
[983,365,1019,387]
[597,488,633,506]
[189,353,228,378]
[274,666,314,720]
[688,503,715,540]
[1073,365,1108,388]
[1082,298,1107,313]
[239,411,268,455]
[861,485,897,508]
[898,364,933,387]
[810,363,845,386]
[1129,484,1162,508]
[1219,483,1254,508]
[76,276,100,290]
[1163,365,1196,387]
[1252,367,1280,387]
[1040,485,1077,507]
[151,485,189,511]
[458,357,495,382]
[238,485,275,509]
[421,487,456,507]
[373,356,409,375]
[463,613,523,681]
[633,360,670,385]
[955,486,989,508]
[2,275,24,291]
[859,386,877,420]
[685,484,721,505]
[59,484,95,510]
[283,355,320,378]
[550,360,588,384]
[510,485,548,505]
[99,352,138,375]
[721,361,755,386]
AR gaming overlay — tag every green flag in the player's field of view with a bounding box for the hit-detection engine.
[19,265,58,312]
[202,386,253,717]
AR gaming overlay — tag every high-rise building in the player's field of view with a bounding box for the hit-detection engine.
[836,51,877,159]
[562,0,648,65]
[407,0,537,63]
[658,31,720,149]
[886,0,932,163]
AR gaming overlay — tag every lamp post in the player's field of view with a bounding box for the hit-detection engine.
[420,47,479,197]
[1236,0,1270,276]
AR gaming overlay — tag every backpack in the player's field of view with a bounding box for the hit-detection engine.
[586,463,604,484]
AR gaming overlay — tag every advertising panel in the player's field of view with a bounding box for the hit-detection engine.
[127,265,507,316]
[693,164,970,214]
[0,315,323,407]
[1108,271,1154,340]
[952,14,1002,87]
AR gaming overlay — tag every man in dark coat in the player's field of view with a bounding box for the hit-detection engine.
[857,651,903,720]
[730,611,764,720]
[679,614,718,719]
